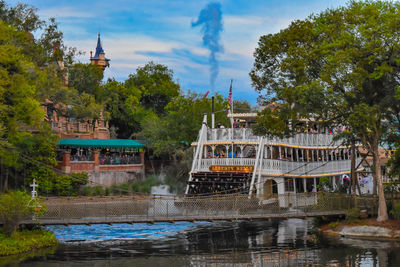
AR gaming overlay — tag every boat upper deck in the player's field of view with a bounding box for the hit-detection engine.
[193,128,347,148]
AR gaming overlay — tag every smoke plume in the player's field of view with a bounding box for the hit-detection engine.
[192,2,223,90]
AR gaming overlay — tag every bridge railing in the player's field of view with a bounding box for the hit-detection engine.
[21,193,378,225]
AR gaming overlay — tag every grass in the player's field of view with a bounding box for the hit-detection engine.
[0,228,57,257]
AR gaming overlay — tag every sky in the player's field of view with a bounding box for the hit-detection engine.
[8,0,348,104]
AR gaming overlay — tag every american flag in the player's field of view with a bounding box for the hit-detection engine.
[228,79,233,109]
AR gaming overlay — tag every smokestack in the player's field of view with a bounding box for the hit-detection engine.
[192,2,223,92]
[90,51,93,59]
[212,96,215,128]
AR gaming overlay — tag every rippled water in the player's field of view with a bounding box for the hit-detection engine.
[9,219,400,266]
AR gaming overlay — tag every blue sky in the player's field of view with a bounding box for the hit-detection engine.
[8,0,348,104]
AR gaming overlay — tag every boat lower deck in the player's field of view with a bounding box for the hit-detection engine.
[186,171,252,196]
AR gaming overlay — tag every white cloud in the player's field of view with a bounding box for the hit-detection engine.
[65,33,211,81]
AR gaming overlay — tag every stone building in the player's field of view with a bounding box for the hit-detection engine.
[52,34,145,185]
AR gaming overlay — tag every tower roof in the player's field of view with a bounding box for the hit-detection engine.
[93,33,105,59]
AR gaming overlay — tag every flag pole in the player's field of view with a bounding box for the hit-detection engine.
[230,79,233,114]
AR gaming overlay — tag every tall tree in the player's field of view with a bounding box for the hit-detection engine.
[68,63,104,98]
[140,92,229,159]
[103,79,149,138]
[125,62,180,116]
[250,0,400,222]
[0,2,79,191]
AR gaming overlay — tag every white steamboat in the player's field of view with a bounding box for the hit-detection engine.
[186,112,362,207]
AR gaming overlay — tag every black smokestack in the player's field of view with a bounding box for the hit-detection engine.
[192,2,223,91]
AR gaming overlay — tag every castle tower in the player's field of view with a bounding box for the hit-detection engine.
[90,33,110,70]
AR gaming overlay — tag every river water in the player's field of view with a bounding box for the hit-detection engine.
[8,219,400,266]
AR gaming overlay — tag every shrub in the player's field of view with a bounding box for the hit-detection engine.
[345,208,361,222]
[390,202,400,220]
[79,186,93,196]
[328,221,340,230]
[29,170,88,196]
[318,177,331,192]
[0,191,45,236]
[130,175,161,194]
[93,186,104,196]
[0,229,57,256]
[105,188,111,196]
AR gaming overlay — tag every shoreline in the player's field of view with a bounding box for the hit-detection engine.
[0,229,58,257]
[318,219,400,241]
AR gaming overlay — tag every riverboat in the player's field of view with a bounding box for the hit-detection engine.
[185,112,362,206]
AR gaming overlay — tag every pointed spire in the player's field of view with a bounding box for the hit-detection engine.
[90,33,110,70]
[94,33,104,59]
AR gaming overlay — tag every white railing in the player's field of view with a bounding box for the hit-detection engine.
[186,114,208,194]
[260,159,357,176]
[197,158,357,176]
[207,128,258,142]
[206,129,342,147]
[198,158,256,172]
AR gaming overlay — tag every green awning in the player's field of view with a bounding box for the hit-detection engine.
[58,139,144,149]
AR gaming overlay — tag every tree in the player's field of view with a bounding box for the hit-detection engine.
[0,191,45,235]
[140,92,230,159]
[0,2,78,192]
[232,100,254,113]
[125,62,180,116]
[250,0,400,222]
[103,79,149,138]
[68,63,104,98]
[105,63,181,138]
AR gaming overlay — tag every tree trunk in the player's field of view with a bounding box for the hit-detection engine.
[372,140,388,222]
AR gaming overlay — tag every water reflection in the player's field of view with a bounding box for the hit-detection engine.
[15,219,400,266]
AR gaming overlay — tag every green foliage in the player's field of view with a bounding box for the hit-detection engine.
[0,229,57,256]
[79,186,93,196]
[390,202,400,220]
[0,2,81,192]
[345,208,361,223]
[0,191,45,236]
[29,170,88,196]
[103,79,146,138]
[318,177,332,192]
[105,187,111,196]
[251,0,395,219]
[131,175,161,194]
[328,221,340,230]
[68,63,103,97]
[140,92,229,158]
[93,186,104,196]
[125,61,180,116]
[164,149,193,194]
